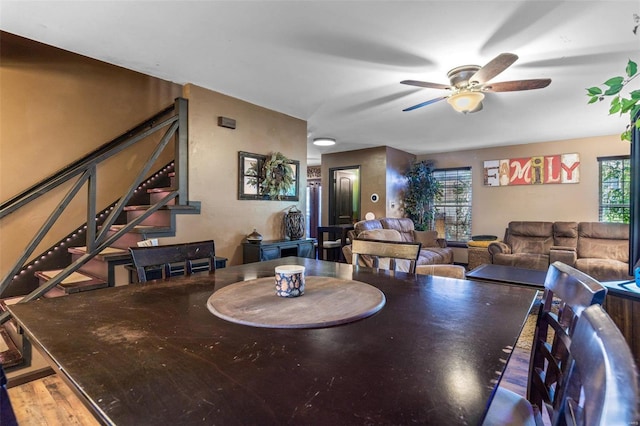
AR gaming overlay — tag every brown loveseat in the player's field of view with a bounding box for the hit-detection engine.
[342,218,454,267]
[488,221,632,281]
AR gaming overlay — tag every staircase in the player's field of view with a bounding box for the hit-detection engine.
[31,169,199,297]
[0,98,197,373]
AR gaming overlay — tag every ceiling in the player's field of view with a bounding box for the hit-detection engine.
[1,1,638,165]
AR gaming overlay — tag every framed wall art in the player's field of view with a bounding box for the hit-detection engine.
[238,151,299,201]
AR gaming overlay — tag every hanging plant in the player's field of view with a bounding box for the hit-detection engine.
[586,58,640,142]
[261,152,295,200]
[586,16,639,141]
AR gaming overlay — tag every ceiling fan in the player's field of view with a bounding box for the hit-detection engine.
[401,53,551,114]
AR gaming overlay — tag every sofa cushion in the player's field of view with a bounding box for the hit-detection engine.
[509,221,554,238]
[553,222,578,247]
[577,222,629,262]
[380,218,415,242]
[574,258,632,281]
[509,235,553,255]
[415,264,466,279]
[413,230,439,248]
[354,219,383,236]
[358,229,402,242]
[493,253,550,271]
[507,221,553,255]
[419,247,454,265]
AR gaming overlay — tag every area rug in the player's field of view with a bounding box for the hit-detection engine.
[516,294,561,351]
[516,299,540,351]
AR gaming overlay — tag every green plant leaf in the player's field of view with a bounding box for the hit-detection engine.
[630,89,640,100]
[605,76,624,87]
[610,102,621,114]
[586,86,602,96]
[604,84,623,96]
[620,98,637,113]
[588,96,599,104]
[626,60,638,77]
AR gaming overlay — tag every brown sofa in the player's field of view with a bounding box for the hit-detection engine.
[342,218,454,267]
[488,221,632,281]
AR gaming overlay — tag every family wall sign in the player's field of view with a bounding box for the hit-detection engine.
[484,153,580,186]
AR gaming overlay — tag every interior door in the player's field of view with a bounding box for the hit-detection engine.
[329,167,360,225]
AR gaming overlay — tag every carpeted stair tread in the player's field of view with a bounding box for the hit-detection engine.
[35,269,108,294]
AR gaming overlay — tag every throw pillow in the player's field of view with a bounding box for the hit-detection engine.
[413,230,438,247]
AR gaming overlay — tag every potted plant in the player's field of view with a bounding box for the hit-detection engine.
[403,161,442,231]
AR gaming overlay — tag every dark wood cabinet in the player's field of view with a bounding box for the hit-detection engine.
[603,292,640,367]
[242,239,316,263]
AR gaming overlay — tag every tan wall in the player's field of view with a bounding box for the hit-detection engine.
[418,135,631,239]
[166,85,307,266]
[321,146,416,224]
[0,32,181,273]
[321,147,388,224]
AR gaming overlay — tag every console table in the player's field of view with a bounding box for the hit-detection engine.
[242,238,316,263]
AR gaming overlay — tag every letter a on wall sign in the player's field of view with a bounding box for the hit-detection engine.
[560,153,580,183]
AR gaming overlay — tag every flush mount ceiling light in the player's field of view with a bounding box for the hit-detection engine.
[446,90,485,113]
[313,137,336,146]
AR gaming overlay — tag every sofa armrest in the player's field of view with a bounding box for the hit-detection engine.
[488,241,511,255]
[550,247,577,267]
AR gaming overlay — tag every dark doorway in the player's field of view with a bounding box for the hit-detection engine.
[329,167,360,225]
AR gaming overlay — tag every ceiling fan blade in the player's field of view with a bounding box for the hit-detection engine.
[402,96,448,112]
[401,80,451,90]
[471,53,519,84]
[483,79,551,92]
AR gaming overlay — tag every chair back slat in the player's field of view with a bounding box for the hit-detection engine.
[527,261,608,421]
[351,238,421,274]
[129,240,215,283]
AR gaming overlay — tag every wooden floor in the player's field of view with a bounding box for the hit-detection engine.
[7,374,99,426]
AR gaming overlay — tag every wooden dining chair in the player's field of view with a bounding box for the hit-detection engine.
[129,240,215,283]
[184,240,216,274]
[351,238,421,273]
[483,261,609,425]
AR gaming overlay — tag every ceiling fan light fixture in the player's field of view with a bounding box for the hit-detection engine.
[313,137,336,146]
[447,91,485,113]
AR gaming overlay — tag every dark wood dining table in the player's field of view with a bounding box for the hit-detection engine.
[8,257,538,425]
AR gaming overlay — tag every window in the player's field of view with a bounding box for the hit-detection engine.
[432,167,472,241]
[598,156,630,223]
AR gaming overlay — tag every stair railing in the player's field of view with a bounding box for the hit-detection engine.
[0,97,189,323]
